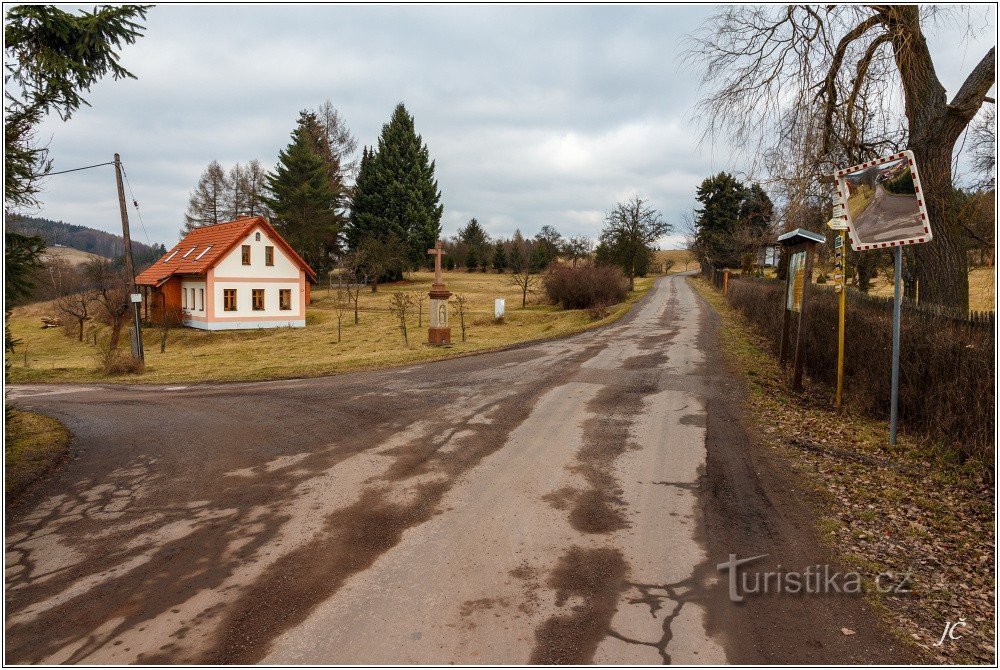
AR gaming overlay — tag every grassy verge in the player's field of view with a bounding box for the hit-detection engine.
[5,409,70,501]
[6,271,654,385]
[688,275,995,665]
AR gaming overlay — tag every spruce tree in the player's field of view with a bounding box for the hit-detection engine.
[264,123,343,275]
[508,230,527,273]
[692,172,745,268]
[465,246,479,272]
[492,241,507,273]
[345,103,443,275]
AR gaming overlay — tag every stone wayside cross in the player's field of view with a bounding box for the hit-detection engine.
[427,241,452,345]
[428,241,446,287]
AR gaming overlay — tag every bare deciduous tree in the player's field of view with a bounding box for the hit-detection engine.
[85,259,131,350]
[389,292,415,346]
[454,294,468,342]
[561,236,594,267]
[687,5,995,310]
[599,196,672,291]
[508,268,538,308]
[50,261,92,342]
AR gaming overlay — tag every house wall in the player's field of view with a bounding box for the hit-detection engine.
[180,279,208,327]
[213,225,301,279]
[146,223,311,330]
[149,277,184,324]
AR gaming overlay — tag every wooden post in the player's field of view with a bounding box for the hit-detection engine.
[792,241,815,391]
[114,153,144,363]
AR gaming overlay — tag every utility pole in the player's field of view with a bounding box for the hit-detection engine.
[114,153,144,362]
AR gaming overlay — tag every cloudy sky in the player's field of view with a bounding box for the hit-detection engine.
[26,4,998,249]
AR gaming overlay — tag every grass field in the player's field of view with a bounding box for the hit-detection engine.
[40,246,106,266]
[866,265,995,312]
[5,409,70,499]
[758,263,995,313]
[6,270,654,385]
[654,249,699,274]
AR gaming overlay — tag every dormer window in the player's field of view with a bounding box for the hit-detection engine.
[182,246,197,258]
[163,250,178,263]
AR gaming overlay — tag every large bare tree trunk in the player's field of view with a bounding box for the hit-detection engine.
[890,7,994,311]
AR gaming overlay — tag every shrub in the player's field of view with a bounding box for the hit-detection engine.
[543,264,629,310]
[724,275,994,461]
[98,348,144,375]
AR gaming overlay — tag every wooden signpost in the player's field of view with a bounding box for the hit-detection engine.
[777,228,825,391]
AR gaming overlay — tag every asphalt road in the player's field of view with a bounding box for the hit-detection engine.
[5,274,913,664]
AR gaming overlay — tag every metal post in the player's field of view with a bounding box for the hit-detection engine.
[835,231,847,408]
[114,153,144,362]
[889,246,902,445]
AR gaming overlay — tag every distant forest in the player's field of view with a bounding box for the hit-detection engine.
[8,214,167,267]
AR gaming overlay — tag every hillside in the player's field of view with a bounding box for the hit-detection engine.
[8,214,166,266]
[40,245,108,266]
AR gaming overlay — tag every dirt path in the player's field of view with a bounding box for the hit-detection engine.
[5,274,912,664]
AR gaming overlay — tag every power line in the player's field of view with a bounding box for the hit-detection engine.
[120,163,153,248]
[45,161,115,176]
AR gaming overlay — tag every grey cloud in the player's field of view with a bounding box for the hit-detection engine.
[26,5,996,248]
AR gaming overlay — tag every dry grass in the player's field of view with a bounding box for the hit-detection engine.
[654,249,699,274]
[6,270,653,385]
[5,409,70,498]
[866,266,995,313]
[759,263,994,313]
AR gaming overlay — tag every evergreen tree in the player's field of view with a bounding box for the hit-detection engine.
[465,246,479,272]
[182,161,229,235]
[297,110,349,215]
[691,172,745,268]
[529,244,549,272]
[4,5,148,210]
[492,241,507,273]
[533,225,563,268]
[458,217,489,271]
[345,103,443,274]
[508,229,527,273]
[264,123,343,275]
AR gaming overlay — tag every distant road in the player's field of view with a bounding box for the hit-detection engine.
[6,274,911,665]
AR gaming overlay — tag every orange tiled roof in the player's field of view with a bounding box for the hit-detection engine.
[135,216,317,286]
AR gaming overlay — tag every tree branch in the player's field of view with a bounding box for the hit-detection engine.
[948,47,997,122]
[820,15,885,153]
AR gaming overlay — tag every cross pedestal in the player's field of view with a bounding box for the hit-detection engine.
[427,242,451,345]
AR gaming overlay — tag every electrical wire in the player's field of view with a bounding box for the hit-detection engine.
[120,163,153,248]
[44,161,115,176]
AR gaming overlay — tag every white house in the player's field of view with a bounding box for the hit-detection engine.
[136,216,317,330]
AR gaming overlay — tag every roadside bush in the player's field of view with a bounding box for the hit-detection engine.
[724,275,994,461]
[98,348,144,375]
[543,264,629,310]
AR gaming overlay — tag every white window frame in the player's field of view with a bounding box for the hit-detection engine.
[195,245,212,260]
